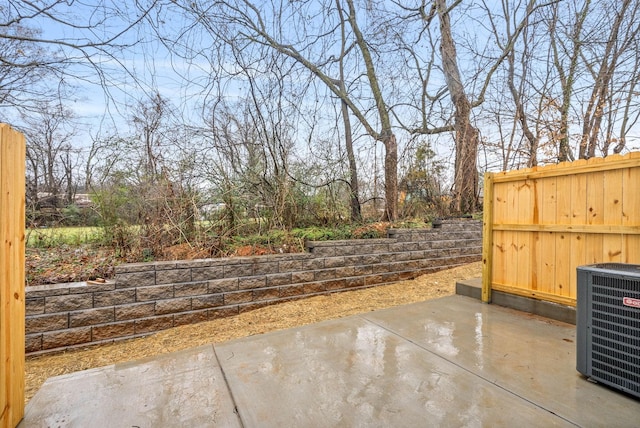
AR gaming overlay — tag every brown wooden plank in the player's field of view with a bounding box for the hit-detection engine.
[0,125,5,428]
[622,163,640,226]
[515,231,532,289]
[481,173,494,303]
[491,283,576,307]
[517,179,535,224]
[586,158,605,226]
[624,235,640,264]
[570,162,588,225]
[492,224,640,234]
[556,174,572,225]
[504,231,519,289]
[601,167,624,264]
[491,180,508,291]
[491,152,640,183]
[492,230,507,287]
[585,234,604,264]
[535,175,555,294]
[568,233,586,298]
[504,180,520,223]
[492,181,509,222]
[603,168,623,225]
[494,182,519,290]
[0,124,26,428]
[504,182,519,288]
[516,180,534,290]
[555,232,571,299]
[603,234,623,263]
[538,232,556,295]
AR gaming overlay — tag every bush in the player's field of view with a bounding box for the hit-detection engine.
[291,226,352,241]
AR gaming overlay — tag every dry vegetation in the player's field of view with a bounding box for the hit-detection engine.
[25,261,482,403]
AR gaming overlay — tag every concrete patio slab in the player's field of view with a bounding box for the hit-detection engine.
[20,345,241,427]
[20,295,640,427]
[217,315,572,427]
[364,296,634,427]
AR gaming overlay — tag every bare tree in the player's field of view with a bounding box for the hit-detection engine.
[0,0,159,115]
[577,0,640,158]
[132,92,170,182]
[335,0,361,222]
[161,0,401,220]
[502,1,539,167]
[425,0,543,212]
[0,20,60,114]
[608,38,640,154]
[21,101,77,212]
[433,0,481,214]
[546,0,589,161]
[179,40,307,231]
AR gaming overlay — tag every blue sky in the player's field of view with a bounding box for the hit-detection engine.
[10,0,640,174]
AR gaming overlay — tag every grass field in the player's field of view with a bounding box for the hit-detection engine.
[26,226,103,247]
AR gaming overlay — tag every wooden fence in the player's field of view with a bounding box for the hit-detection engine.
[482,152,640,306]
[1,124,26,427]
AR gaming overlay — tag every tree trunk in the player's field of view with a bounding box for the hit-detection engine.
[335,7,362,223]
[507,49,538,167]
[578,0,629,159]
[345,0,397,221]
[550,0,590,162]
[341,97,362,222]
[436,0,479,214]
[383,132,398,221]
[452,112,479,214]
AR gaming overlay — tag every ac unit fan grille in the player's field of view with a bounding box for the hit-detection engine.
[589,274,640,396]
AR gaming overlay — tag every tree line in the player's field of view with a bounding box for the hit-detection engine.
[3,0,640,236]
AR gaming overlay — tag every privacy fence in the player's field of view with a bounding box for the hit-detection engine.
[1,124,26,428]
[25,220,481,355]
[482,152,640,306]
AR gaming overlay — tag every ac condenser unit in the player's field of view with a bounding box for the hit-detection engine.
[577,263,640,398]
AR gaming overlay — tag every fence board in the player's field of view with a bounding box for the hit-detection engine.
[571,170,587,225]
[626,236,640,263]
[481,173,495,302]
[482,152,640,307]
[0,124,25,428]
[603,234,622,262]
[539,177,556,294]
[556,174,571,225]
[603,169,623,224]
[622,160,640,225]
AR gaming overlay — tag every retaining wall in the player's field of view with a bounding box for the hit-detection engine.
[25,220,482,355]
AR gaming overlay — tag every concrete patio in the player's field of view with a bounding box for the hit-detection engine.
[19,294,640,427]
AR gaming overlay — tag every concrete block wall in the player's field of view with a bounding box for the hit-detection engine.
[25,220,482,355]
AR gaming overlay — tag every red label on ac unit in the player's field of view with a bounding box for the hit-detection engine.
[623,297,640,308]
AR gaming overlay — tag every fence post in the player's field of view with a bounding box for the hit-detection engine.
[481,172,494,303]
[0,124,26,427]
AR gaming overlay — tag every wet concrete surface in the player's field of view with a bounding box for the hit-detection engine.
[20,295,640,427]
[21,345,241,427]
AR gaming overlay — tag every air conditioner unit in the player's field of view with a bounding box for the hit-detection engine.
[577,263,640,398]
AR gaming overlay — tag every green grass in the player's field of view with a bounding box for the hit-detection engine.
[26,226,103,248]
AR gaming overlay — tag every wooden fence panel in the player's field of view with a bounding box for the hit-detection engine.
[623,164,640,225]
[489,180,507,292]
[0,124,25,428]
[482,152,640,307]
[516,180,534,289]
[538,176,556,295]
